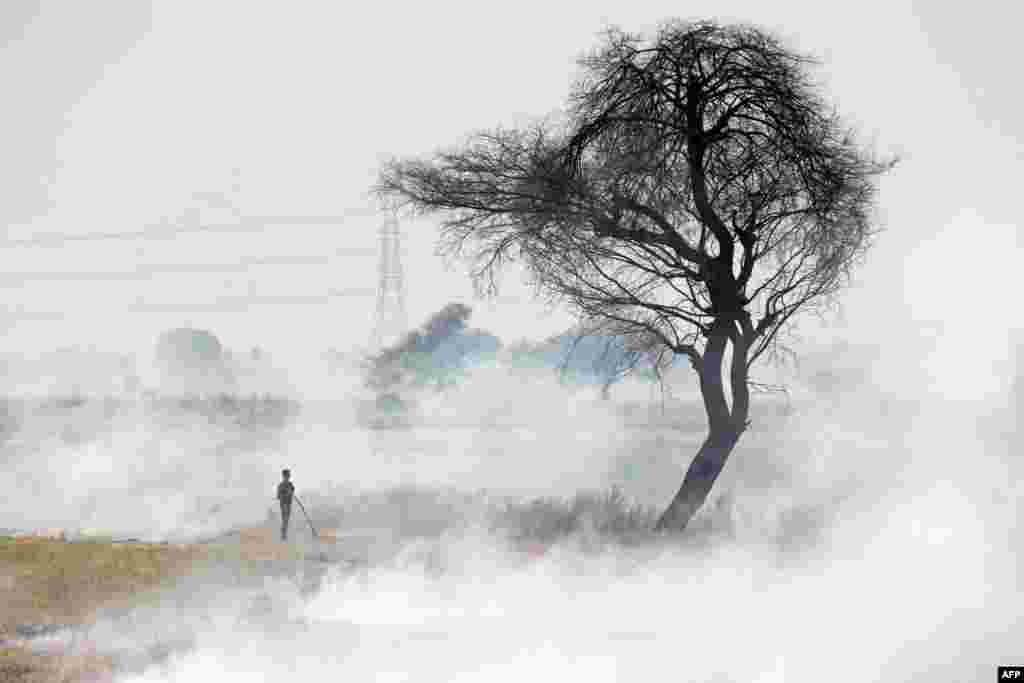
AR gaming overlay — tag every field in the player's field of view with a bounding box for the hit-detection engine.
[1,392,1019,682]
[0,483,671,682]
[1,535,194,682]
[0,526,318,682]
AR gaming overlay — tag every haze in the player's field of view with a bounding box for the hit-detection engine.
[1,1,1021,681]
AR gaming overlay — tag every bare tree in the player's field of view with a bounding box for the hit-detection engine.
[375,19,895,532]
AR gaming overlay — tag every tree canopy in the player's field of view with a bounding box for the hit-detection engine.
[375,19,894,530]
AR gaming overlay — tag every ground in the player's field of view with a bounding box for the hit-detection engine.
[0,527,312,683]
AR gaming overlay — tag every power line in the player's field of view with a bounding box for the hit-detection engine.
[1,212,384,248]
[0,253,361,285]
[1,289,374,321]
[127,289,375,311]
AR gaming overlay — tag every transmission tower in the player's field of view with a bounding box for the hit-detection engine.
[370,217,408,349]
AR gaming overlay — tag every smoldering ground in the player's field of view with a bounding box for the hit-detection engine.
[2,339,1021,682]
[4,224,1021,677]
[1,5,1018,681]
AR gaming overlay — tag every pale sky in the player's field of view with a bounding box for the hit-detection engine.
[1,0,1020,364]
[1,8,1022,675]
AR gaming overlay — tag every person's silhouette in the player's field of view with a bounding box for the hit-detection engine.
[276,469,294,541]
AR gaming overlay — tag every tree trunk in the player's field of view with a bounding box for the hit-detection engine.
[654,427,743,531]
[656,316,750,532]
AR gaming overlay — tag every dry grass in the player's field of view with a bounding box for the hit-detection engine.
[0,536,205,637]
[0,645,115,683]
[0,530,305,682]
[0,485,668,682]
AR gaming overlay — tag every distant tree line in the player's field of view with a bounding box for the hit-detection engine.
[365,301,674,401]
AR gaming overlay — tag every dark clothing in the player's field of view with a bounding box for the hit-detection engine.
[279,500,292,540]
[277,480,294,540]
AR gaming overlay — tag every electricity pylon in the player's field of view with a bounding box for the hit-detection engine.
[370,216,407,350]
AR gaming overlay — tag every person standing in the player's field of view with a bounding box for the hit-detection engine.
[276,469,295,541]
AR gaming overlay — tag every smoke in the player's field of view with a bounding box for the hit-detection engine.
[3,2,1020,678]
[366,302,673,405]
[4,241,1023,681]
[366,303,499,395]
[107,416,1022,683]
[4,322,1021,682]
[153,328,236,397]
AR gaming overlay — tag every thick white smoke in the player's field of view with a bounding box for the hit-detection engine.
[5,327,1020,682]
